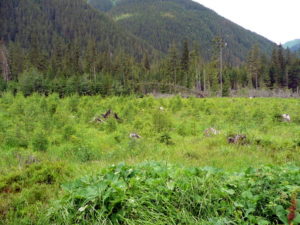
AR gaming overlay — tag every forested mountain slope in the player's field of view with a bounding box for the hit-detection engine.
[283,39,300,52]
[1,0,298,96]
[89,0,275,64]
[0,0,157,59]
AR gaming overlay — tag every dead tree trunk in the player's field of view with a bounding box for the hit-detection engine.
[0,40,11,82]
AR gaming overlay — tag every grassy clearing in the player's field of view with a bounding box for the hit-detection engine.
[0,94,300,223]
[1,94,300,170]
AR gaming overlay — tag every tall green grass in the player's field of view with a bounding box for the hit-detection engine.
[1,94,300,171]
[1,93,300,223]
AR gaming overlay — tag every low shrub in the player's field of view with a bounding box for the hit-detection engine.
[32,130,49,152]
[159,133,174,145]
[152,111,173,133]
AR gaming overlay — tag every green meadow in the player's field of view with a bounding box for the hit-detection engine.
[1,94,300,224]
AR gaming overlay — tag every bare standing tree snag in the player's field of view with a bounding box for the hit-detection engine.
[213,36,227,97]
[0,40,11,82]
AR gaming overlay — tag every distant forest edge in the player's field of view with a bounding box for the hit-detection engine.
[0,0,300,96]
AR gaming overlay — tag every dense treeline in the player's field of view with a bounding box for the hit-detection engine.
[1,38,300,97]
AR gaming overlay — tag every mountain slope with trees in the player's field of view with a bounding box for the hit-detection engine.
[0,0,157,72]
[89,0,275,64]
[283,39,300,53]
[0,0,299,96]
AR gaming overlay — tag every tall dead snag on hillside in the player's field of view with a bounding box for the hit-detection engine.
[0,40,11,82]
[247,44,260,89]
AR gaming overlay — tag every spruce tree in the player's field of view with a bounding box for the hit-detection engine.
[0,40,11,81]
[247,44,261,89]
[167,42,179,84]
[181,40,189,73]
[277,45,286,87]
[8,42,24,80]
[143,53,150,71]
[180,40,190,86]
[85,38,98,80]
[269,47,279,88]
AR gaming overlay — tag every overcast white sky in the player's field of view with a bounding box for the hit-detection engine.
[193,0,300,44]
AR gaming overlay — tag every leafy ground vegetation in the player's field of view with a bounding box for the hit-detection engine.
[0,94,300,224]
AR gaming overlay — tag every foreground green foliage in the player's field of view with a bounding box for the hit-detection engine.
[0,94,300,224]
[45,162,300,224]
[0,162,72,224]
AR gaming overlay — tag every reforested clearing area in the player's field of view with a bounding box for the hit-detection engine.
[1,95,300,224]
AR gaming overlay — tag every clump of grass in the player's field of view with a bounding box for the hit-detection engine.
[44,162,300,224]
[0,162,73,223]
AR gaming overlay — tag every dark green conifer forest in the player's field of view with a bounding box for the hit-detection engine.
[0,0,300,96]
